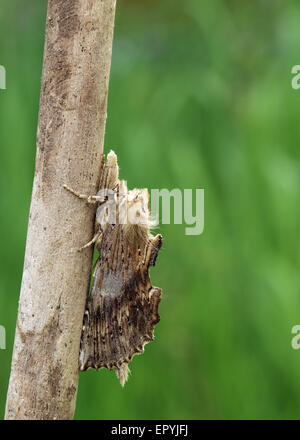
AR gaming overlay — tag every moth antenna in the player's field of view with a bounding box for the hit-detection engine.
[116,363,130,387]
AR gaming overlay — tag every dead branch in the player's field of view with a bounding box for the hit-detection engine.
[5,0,116,420]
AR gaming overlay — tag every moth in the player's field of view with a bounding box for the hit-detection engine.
[64,151,162,386]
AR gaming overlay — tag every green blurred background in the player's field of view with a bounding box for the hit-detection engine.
[1,0,300,419]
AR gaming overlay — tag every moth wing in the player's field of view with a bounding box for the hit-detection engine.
[79,231,162,386]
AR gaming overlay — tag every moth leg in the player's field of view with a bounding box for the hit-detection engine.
[78,232,102,252]
[63,184,106,204]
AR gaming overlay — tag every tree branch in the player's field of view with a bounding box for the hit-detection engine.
[5,0,116,420]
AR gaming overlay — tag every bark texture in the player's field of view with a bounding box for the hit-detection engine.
[5,0,116,420]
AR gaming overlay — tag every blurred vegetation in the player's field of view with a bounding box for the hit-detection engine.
[1,0,300,419]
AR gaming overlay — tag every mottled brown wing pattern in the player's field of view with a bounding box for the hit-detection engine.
[78,151,162,386]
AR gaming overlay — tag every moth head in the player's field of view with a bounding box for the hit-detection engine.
[127,189,150,225]
[121,188,153,243]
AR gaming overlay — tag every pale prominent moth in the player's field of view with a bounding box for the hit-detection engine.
[64,151,162,386]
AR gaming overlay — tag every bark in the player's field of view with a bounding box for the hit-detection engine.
[5,0,116,420]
